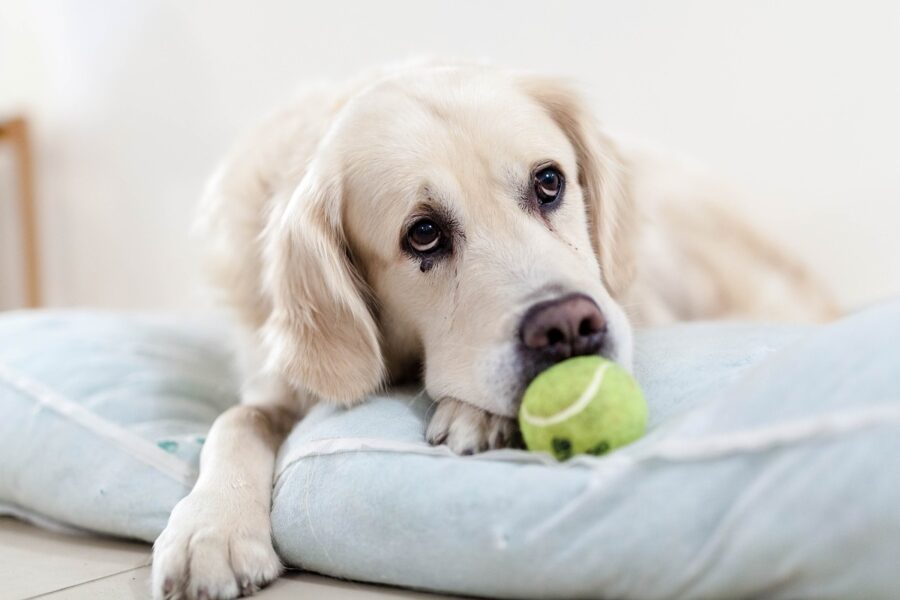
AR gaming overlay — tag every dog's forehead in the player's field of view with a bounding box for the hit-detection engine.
[338,74,578,230]
[338,74,575,173]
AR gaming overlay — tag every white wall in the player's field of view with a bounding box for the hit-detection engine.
[1,0,898,312]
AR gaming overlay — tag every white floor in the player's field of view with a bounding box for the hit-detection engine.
[0,517,458,599]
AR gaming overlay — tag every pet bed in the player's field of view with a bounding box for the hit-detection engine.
[1,305,898,599]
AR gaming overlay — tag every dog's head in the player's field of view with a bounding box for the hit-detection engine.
[263,65,635,416]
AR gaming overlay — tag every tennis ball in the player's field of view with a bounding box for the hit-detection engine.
[519,355,647,460]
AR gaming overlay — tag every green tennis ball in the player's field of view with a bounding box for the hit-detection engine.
[519,355,647,460]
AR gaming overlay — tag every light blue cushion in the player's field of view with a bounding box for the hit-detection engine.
[1,305,899,599]
[0,313,235,539]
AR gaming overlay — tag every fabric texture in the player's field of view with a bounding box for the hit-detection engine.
[0,313,235,540]
[1,305,898,599]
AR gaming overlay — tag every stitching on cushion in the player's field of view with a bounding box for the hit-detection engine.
[0,359,197,486]
[274,405,900,482]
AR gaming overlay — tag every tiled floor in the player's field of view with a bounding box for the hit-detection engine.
[0,518,457,599]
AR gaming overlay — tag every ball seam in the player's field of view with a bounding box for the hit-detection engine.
[520,361,609,427]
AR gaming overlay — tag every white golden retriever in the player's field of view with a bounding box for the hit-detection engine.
[152,61,836,599]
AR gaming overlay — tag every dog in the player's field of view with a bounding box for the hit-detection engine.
[151,61,837,599]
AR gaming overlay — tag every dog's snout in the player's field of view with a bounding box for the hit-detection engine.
[519,294,607,365]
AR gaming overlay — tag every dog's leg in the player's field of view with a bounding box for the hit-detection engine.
[426,397,520,454]
[152,373,304,600]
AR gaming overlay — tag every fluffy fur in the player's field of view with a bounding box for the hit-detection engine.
[153,61,837,599]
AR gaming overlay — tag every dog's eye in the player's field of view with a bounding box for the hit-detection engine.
[408,219,442,253]
[534,167,564,205]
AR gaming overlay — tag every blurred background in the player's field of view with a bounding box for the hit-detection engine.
[1,0,898,314]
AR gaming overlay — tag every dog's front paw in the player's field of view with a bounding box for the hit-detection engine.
[152,489,282,600]
[426,397,521,454]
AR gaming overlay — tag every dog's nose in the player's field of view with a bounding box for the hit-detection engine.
[519,294,607,364]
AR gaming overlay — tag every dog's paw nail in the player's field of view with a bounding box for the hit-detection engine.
[197,586,210,600]
[163,578,175,594]
[240,577,256,596]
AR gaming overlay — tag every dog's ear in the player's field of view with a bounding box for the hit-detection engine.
[261,164,384,406]
[520,76,636,298]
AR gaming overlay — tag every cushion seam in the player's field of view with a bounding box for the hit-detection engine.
[0,359,197,486]
[274,405,900,483]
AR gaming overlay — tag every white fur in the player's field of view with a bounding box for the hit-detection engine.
[153,60,836,599]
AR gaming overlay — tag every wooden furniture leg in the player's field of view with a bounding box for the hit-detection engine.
[0,117,41,307]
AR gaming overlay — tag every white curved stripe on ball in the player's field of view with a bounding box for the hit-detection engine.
[520,361,609,427]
